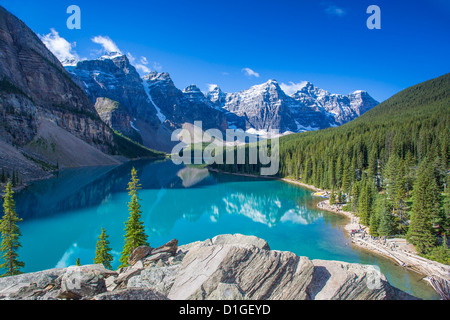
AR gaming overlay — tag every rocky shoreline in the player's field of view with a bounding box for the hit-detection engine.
[316,199,450,290]
[0,234,417,300]
[207,169,450,297]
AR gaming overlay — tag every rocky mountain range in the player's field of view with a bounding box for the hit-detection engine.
[210,80,379,133]
[67,53,379,151]
[66,54,231,152]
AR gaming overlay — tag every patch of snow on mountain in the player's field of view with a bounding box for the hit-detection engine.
[142,80,167,123]
[130,120,140,132]
[98,52,124,60]
[295,121,319,133]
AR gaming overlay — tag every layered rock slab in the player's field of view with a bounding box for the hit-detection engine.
[0,234,419,300]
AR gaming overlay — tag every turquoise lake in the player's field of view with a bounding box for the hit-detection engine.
[12,159,439,300]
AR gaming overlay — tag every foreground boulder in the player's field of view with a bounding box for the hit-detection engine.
[92,288,168,300]
[0,234,418,300]
[128,246,153,267]
[169,245,314,300]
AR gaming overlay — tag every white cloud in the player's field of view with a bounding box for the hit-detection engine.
[207,84,219,92]
[325,5,346,17]
[153,62,163,72]
[127,53,159,75]
[40,28,79,62]
[91,35,121,53]
[280,81,309,96]
[136,64,151,74]
[136,56,151,74]
[241,67,260,78]
[140,56,149,65]
[280,209,309,225]
[126,52,136,63]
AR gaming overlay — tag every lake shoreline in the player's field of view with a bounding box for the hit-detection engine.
[207,168,450,291]
[3,156,170,194]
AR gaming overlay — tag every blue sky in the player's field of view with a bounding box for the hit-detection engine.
[1,0,449,102]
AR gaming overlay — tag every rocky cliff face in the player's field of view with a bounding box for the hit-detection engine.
[142,72,228,132]
[219,80,332,133]
[94,97,142,144]
[0,5,140,181]
[291,82,379,126]
[66,53,176,151]
[67,60,229,152]
[66,53,161,129]
[220,80,299,132]
[0,6,115,147]
[0,234,417,300]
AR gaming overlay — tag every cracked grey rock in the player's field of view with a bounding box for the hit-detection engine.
[0,234,419,300]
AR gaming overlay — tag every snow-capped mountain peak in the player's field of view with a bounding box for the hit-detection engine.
[65,53,379,150]
[183,84,209,103]
[206,85,226,108]
[183,84,202,93]
[98,51,124,60]
[143,71,172,83]
[204,79,379,133]
[61,58,80,67]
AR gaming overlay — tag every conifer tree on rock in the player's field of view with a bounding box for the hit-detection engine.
[119,168,149,268]
[94,227,114,270]
[0,182,24,277]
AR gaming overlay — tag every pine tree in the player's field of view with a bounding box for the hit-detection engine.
[444,177,450,233]
[94,228,114,270]
[404,151,416,195]
[377,195,395,237]
[119,168,148,268]
[407,162,440,254]
[351,181,360,212]
[75,258,81,266]
[0,182,24,277]
[385,153,400,206]
[329,189,336,205]
[368,148,378,179]
[335,155,343,188]
[341,162,352,194]
[369,197,380,237]
[337,190,344,204]
[394,159,407,206]
[429,161,447,234]
[328,158,336,189]
[426,234,450,265]
[359,178,373,226]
